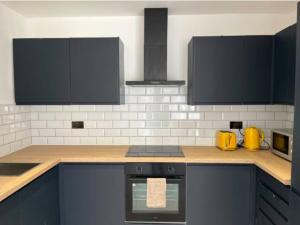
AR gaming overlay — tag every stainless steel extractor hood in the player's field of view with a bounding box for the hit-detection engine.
[126,8,185,86]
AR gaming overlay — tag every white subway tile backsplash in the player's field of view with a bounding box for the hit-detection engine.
[179,137,195,145]
[266,105,284,112]
[104,112,120,120]
[39,129,55,137]
[129,104,145,112]
[72,129,89,137]
[79,105,96,112]
[47,106,63,112]
[80,137,97,145]
[31,121,47,129]
[63,105,79,112]
[257,112,274,121]
[240,112,257,120]
[163,137,179,145]
[147,87,162,95]
[95,105,113,112]
[0,89,293,156]
[113,121,129,128]
[171,112,187,120]
[205,112,222,120]
[87,112,104,120]
[163,87,179,95]
[97,137,113,145]
[48,137,64,145]
[171,96,186,103]
[130,137,145,145]
[113,137,129,145]
[56,129,72,137]
[231,105,248,111]
[64,137,80,145]
[222,112,240,120]
[47,121,64,129]
[214,105,231,112]
[146,137,162,145]
[72,112,88,120]
[247,105,266,111]
[39,112,55,120]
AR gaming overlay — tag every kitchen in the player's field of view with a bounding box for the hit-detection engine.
[0,1,299,225]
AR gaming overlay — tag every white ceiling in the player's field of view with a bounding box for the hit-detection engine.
[1,1,297,18]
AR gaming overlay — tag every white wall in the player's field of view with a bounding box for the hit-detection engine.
[0,3,27,104]
[26,12,296,81]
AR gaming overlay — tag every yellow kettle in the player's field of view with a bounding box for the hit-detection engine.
[243,127,264,151]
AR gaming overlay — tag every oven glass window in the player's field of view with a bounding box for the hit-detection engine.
[132,182,179,213]
[273,133,289,154]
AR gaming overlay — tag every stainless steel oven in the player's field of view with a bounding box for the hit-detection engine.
[125,163,186,223]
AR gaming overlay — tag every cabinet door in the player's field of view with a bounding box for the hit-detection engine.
[13,39,70,104]
[242,36,273,104]
[287,24,296,105]
[273,24,296,105]
[189,36,244,104]
[60,164,125,225]
[0,194,21,225]
[19,167,60,225]
[70,38,124,104]
[187,165,255,225]
[292,18,300,194]
[289,191,300,225]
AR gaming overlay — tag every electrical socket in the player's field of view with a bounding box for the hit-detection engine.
[230,121,243,129]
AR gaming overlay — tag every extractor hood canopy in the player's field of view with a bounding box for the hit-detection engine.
[126,8,185,86]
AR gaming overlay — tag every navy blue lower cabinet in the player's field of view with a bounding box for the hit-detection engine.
[19,166,60,225]
[187,165,255,225]
[59,164,125,225]
[0,167,60,225]
[0,193,21,225]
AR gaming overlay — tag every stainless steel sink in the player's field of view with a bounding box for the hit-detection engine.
[0,163,40,176]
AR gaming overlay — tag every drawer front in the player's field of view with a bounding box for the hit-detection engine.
[257,197,288,225]
[257,169,290,203]
[256,209,274,225]
[257,181,289,218]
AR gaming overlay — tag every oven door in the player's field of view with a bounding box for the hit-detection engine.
[126,177,186,222]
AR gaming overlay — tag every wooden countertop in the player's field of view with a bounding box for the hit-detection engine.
[0,145,292,202]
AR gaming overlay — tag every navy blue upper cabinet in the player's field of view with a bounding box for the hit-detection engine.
[242,36,273,104]
[70,38,124,104]
[13,38,124,105]
[187,165,255,225]
[188,36,273,105]
[59,164,124,225]
[13,39,71,105]
[273,24,296,105]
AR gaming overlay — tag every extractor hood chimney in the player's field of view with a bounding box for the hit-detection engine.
[126,8,185,86]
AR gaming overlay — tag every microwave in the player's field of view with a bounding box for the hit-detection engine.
[271,129,293,161]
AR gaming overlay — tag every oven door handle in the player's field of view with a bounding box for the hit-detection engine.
[128,177,184,182]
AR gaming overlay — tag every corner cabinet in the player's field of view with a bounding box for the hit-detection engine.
[188,36,273,105]
[273,24,296,105]
[187,165,255,225]
[59,164,125,225]
[0,167,60,225]
[13,38,124,105]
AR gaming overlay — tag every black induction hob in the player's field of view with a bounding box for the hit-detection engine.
[126,145,184,157]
